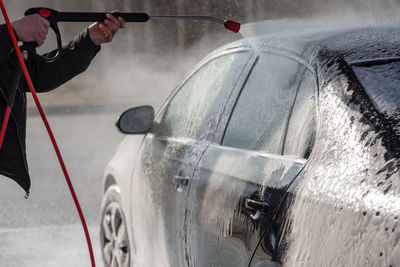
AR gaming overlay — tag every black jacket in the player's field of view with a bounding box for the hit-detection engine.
[0,24,100,194]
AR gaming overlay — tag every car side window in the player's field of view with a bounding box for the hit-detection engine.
[222,53,307,154]
[154,52,250,139]
[283,70,317,159]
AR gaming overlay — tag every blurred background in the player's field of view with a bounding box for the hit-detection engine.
[4,0,400,109]
[0,0,399,266]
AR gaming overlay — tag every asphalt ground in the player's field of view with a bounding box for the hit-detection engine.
[0,108,126,266]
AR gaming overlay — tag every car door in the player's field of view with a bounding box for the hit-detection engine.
[129,50,253,266]
[249,69,317,267]
[183,52,317,267]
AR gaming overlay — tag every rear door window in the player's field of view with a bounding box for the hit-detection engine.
[222,53,307,154]
[155,52,250,139]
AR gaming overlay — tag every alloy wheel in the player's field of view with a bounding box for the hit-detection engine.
[101,203,129,267]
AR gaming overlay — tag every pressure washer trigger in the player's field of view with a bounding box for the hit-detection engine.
[21,42,36,55]
[24,8,62,63]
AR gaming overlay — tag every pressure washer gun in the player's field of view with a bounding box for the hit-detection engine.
[23,7,241,63]
[0,7,240,149]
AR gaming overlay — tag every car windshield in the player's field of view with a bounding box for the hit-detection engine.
[351,60,400,117]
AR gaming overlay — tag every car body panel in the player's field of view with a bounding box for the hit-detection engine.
[102,134,144,217]
[129,134,211,266]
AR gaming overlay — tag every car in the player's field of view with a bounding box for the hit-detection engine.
[99,26,400,267]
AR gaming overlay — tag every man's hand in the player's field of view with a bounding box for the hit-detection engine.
[88,11,125,46]
[11,14,50,46]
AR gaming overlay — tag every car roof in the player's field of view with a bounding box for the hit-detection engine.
[212,26,400,66]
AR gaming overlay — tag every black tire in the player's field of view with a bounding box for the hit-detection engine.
[100,185,130,267]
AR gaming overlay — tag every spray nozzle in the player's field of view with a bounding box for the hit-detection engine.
[150,15,240,33]
[224,20,241,33]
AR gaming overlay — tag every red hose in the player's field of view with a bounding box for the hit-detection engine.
[0,106,11,149]
[0,2,96,266]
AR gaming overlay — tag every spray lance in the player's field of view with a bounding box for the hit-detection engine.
[23,7,241,62]
[0,4,240,267]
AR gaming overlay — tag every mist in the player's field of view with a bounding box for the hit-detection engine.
[0,0,399,113]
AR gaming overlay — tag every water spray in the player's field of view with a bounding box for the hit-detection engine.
[0,5,241,267]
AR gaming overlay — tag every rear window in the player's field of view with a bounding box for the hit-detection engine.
[352,60,400,117]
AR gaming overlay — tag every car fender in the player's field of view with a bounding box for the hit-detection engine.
[102,135,144,215]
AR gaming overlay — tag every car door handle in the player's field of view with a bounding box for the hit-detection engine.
[174,174,189,192]
[174,175,189,186]
[245,199,269,220]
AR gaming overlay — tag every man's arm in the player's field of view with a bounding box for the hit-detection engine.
[18,12,124,93]
[27,28,101,93]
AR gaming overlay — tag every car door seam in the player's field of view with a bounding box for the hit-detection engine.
[247,159,309,266]
[280,67,309,155]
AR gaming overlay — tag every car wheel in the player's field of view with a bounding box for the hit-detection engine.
[100,185,130,267]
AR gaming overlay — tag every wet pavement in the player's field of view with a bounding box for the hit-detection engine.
[0,224,101,267]
[0,108,125,266]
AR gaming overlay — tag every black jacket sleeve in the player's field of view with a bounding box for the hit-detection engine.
[26,27,101,93]
[0,24,15,65]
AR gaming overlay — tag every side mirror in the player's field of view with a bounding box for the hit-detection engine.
[116,105,154,134]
